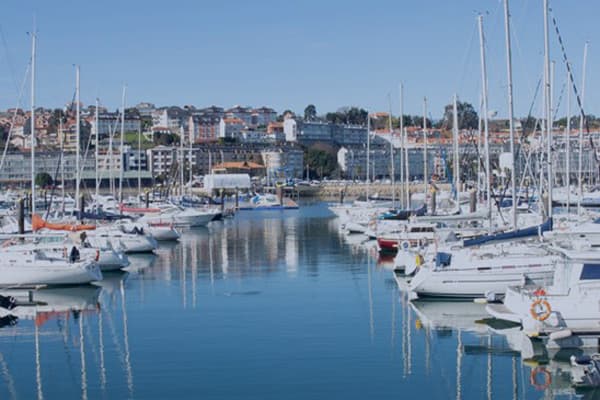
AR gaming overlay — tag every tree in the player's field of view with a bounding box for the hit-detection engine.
[304,143,339,178]
[304,104,317,121]
[35,172,53,188]
[442,101,478,130]
[277,110,295,122]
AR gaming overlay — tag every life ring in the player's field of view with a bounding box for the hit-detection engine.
[401,240,410,251]
[530,366,551,391]
[530,299,552,321]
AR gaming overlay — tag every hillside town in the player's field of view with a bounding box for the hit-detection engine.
[0,101,597,188]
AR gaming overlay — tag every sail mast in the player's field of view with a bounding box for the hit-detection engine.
[30,32,36,216]
[138,123,142,198]
[566,66,571,214]
[399,83,406,207]
[366,112,370,200]
[503,0,518,230]
[478,14,492,231]
[452,94,460,207]
[95,98,100,201]
[75,65,81,213]
[423,97,428,204]
[388,95,395,208]
[119,85,126,204]
[543,0,553,219]
[577,42,588,216]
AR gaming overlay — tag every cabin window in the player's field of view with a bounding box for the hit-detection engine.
[580,264,600,280]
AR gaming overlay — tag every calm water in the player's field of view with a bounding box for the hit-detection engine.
[0,204,593,399]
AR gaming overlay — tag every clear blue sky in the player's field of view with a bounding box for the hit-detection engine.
[0,0,598,120]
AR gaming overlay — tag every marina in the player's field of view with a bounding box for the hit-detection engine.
[1,0,600,398]
[0,203,593,399]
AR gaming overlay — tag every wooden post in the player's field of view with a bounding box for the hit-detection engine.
[235,187,239,209]
[469,189,477,213]
[80,194,85,221]
[220,189,225,212]
[276,185,283,205]
[18,198,25,236]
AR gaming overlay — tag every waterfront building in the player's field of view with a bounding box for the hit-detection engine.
[261,148,304,182]
[284,118,368,146]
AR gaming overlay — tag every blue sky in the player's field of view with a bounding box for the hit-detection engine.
[0,0,598,120]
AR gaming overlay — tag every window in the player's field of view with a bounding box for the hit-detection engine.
[580,264,600,280]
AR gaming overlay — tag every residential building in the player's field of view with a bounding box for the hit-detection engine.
[251,107,277,127]
[189,115,220,142]
[284,118,368,146]
[219,117,245,139]
[225,106,253,125]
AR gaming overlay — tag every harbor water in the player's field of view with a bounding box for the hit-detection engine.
[0,203,586,399]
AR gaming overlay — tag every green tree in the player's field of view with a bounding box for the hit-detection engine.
[443,101,478,130]
[35,172,53,188]
[304,104,317,121]
[304,143,339,178]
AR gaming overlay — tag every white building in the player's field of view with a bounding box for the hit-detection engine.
[90,112,141,137]
[218,118,245,139]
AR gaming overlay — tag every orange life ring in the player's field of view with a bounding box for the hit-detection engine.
[530,299,552,321]
[530,366,551,391]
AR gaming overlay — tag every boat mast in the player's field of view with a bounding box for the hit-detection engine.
[188,125,193,196]
[543,0,553,219]
[452,94,459,207]
[137,123,142,199]
[30,31,36,216]
[75,65,81,214]
[404,127,409,208]
[478,14,492,231]
[60,118,65,214]
[388,94,395,208]
[577,42,588,216]
[179,125,184,196]
[423,97,428,204]
[109,122,114,195]
[503,0,518,230]
[566,65,571,214]
[399,83,406,207]
[95,98,100,201]
[366,112,370,200]
[118,85,126,204]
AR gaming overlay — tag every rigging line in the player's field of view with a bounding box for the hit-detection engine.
[510,0,536,97]
[0,63,30,172]
[552,80,566,122]
[456,20,478,95]
[549,8,597,162]
[0,25,18,94]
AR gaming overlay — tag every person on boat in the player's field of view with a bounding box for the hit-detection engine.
[69,246,80,263]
